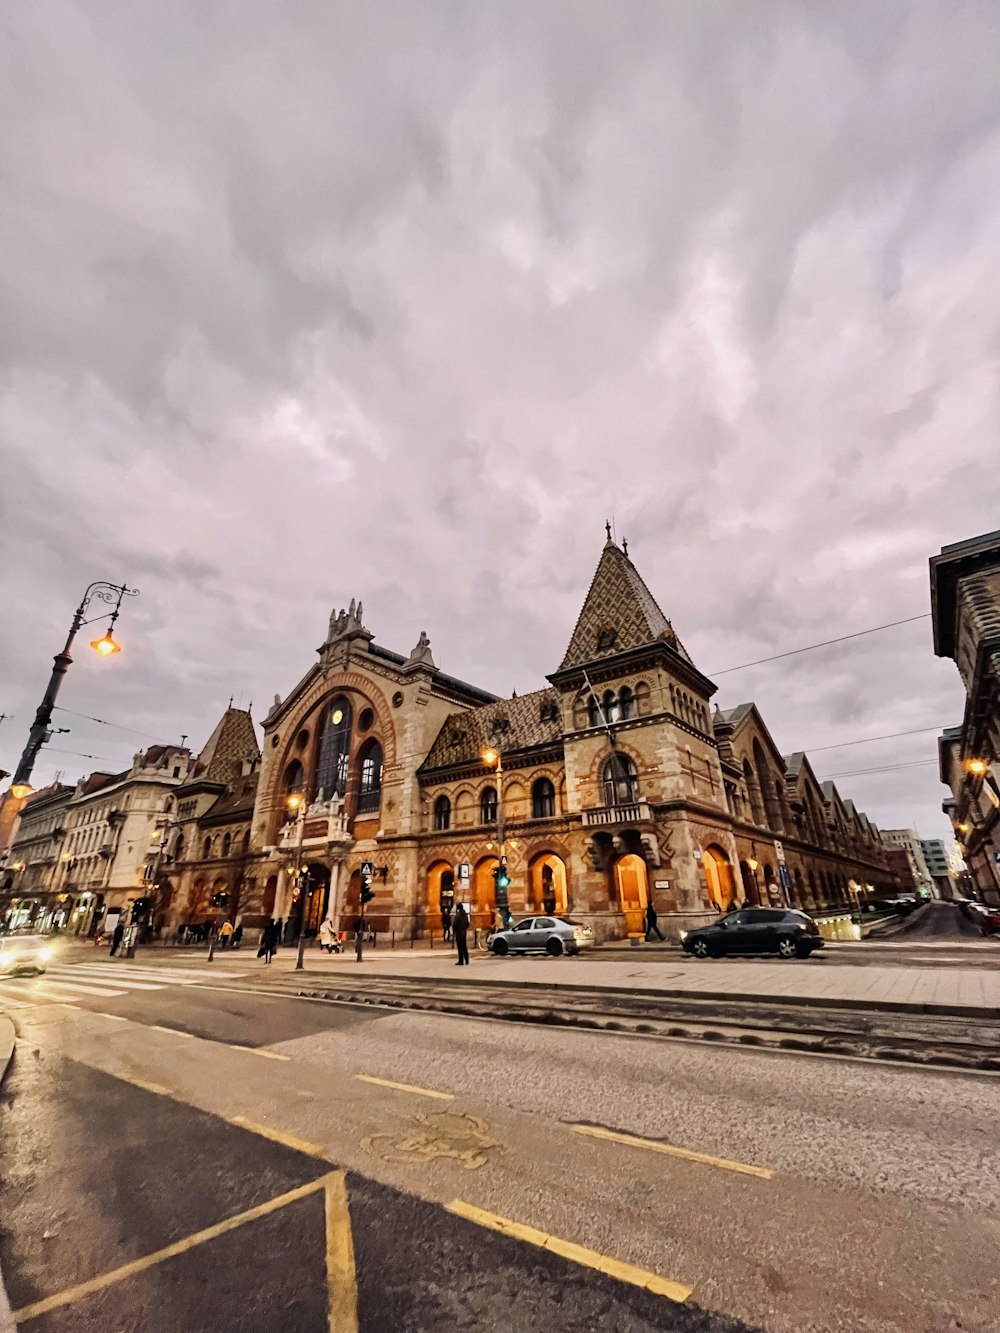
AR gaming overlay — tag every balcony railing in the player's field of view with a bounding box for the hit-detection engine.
[584,800,652,827]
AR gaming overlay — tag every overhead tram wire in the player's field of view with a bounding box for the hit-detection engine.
[52,705,176,745]
[709,614,931,676]
[821,760,939,780]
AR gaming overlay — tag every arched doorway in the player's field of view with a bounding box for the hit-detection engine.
[530,853,567,915]
[263,874,278,918]
[702,847,736,913]
[473,856,499,928]
[303,864,331,936]
[614,854,649,935]
[739,861,760,906]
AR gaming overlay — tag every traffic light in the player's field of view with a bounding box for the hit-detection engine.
[360,873,375,905]
[494,858,511,893]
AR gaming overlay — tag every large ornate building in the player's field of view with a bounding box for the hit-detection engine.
[231,535,896,942]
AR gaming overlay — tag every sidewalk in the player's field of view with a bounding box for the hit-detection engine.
[267,950,1000,1018]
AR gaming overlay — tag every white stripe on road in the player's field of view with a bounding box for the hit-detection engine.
[0,978,125,1000]
[44,970,165,992]
[63,964,247,984]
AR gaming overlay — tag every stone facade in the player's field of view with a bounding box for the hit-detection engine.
[932,530,1000,904]
[0,782,73,930]
[234,539,896,943]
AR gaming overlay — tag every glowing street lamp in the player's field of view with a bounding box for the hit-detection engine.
[7,581,138,801]
[967,759,989,776]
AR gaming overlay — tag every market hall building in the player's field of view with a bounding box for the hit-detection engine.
[237,535,897,943]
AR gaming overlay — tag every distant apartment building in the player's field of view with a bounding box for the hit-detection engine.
[931,530,1000,904]
[880,829,935,897]
[919,838,954,898]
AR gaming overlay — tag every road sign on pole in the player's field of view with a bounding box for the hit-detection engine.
[360,860,375,878]
[774,840,785,864]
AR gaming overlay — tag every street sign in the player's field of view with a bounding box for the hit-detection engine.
[360,860,375,877]
[457,862,471,884]
[774,840,785,864]
[779,864,792,891]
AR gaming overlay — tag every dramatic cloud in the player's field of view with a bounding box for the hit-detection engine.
[3,2,999,839]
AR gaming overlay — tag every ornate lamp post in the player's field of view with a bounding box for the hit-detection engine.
[287,791,309,971]
[481,741,512,925]
[9,581,139,800]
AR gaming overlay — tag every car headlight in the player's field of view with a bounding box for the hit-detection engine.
[39,946,52,961]
[679,930,688,942]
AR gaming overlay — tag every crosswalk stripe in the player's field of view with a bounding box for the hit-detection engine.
[63,964,246,984]
[4,978,125,999]
[44,970,165,992]
[0,988,32,1008]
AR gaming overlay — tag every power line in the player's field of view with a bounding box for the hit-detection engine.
[52,706,174,745]
[44,747,112,761]
[822,760,938,780]
[710,614,931,676]
[803,725,944,754]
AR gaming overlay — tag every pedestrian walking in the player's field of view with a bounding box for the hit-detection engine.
[494,907,505,934]
[219,919,234,949]
[644,901,665,942]
[258,920,279,964]
[232,923,243,949]
[453,903,470,966]
[441,907,452,942]
[110,920,125,957]
[319,918,339,954]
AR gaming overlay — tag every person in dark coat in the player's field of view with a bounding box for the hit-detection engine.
[453,903,470,966]
[259,920,279,964]
[110,920,125,956]
[441,907,452,943]
[644,901,665,942]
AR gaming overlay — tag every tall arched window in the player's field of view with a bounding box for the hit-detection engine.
[357,739,383,815]
[618,686,635,720]
[602,753,639,806]
[603,690,620,724]
[222,832,231,857]
[480,786,498,824]
[314,697,352,799]
[283,759,305,798]
[532,777,556,819]
[588,694,602,728]
[173,834,185,862]
[242,829,251,854]
[202,835,212,859]
[434,795,451,831]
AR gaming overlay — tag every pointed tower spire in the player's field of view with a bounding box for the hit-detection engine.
[555,539,693,672]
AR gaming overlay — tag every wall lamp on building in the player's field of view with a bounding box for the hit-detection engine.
[8,580,139,800]
[966,759,989,776]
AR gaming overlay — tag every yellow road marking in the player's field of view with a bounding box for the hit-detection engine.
[13,1173,341,1324]
[231,1115,328,1159]
[123,1076,173,1097]
[92,1012,129,1022]
[325,1168,359,1331]
[149,1024,194,1038]
[238,1045,291,1061]
[446,1200,692,1303]
[570,1124,774,1180]
[355,1073,453,1100]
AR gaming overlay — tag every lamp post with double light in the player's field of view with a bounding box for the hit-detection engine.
[287,791,310,971]
[8,581,139,801]
[481,742,512,927]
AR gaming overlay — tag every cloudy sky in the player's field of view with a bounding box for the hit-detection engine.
[3,2,999,840]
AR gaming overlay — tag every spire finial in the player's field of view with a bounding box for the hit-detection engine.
[605,519,612,541]
[622,537,629,557]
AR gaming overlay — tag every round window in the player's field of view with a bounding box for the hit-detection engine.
[331,708,344,725]
[296,729,309,749]
[359,707,374,732]
[392,692,404,708]
[271,735,280,748]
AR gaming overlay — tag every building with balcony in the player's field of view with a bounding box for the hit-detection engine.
[931,530,1000,904]
[0,782,73,931]
[239,535,896,943]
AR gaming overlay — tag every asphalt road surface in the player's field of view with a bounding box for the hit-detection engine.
[869,898,987,941]
[2,962,999,1333]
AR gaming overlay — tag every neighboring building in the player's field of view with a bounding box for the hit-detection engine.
[881,829,935,897]
[1,783,74,930]
[931,530,1000,904]
[48,745,194,933]
[158,707,261,934]
[920,838,954,898]
[236,537,896,942]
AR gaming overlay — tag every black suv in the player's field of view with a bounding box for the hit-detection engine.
[681,908,824,960]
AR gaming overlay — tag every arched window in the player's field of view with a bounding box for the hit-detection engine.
[283,759,305,798]
[434,795,451,831]
[221,832,231,857]
[357,739,383,815]
[618,686,635,721]
[173,834,185,862]
[603,690,620,724]
[242,829,251,854]
[314,697,352,799]
[532,777,556,819]
[202,835,211,859]
[588,694,602,728]
[480,786,498,824]
[602,753,639,806]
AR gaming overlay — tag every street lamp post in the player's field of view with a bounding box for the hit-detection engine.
[287,793,309,971]
[482,741,511,927]
[9,581,138,799]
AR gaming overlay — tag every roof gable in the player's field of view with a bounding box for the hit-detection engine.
[422,688,562,772]
[193,708,260,784]
[558,540,692,671]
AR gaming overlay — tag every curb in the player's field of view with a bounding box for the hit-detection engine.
[288,969,1000,1021]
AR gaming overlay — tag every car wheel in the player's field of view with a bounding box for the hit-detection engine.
[690,938,711,958]
[492,938,508,956]
[777,935,798,959]
[546,938,564,957]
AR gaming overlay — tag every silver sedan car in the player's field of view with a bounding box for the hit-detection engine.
[0,934,52,975]
[489,916,594,957]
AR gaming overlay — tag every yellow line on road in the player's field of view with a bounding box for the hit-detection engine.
[231,1115,328,1159]
[570,1124,774,1179]
[13,1174,339,1324]
[446,1200,693,1303]
[324,1170,359,1331]
[123,1076,173,1097]
[237,1045,291,1061]
[148,1024,194,1038]
[355,1073,453,1100]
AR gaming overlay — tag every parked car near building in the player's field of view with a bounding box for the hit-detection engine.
[680,908,824,959]
[488,916,594,956]
[0,934,51,975]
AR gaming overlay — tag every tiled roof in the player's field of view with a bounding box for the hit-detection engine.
[422,688,562,772]
[191,708,260,784]
[558,540,692,671]
[202,771,260,823]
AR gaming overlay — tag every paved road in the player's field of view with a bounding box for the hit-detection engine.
[869,898,987,941]
[2,963,999,1332]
